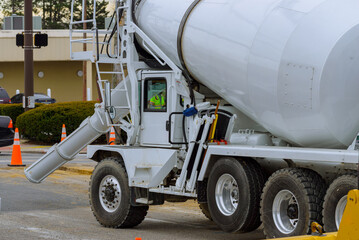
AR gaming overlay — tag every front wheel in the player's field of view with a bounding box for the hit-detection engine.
[89,157,148,228]
[260,168,326,238]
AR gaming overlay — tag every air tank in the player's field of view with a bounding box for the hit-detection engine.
[136,0,359,148]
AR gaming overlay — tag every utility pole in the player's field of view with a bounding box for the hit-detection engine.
[24,0,34,111]
[83,0,87,101]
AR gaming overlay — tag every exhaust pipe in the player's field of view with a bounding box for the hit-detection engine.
[25,107,109,183]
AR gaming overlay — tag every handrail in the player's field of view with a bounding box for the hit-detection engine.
[96,28,99,61]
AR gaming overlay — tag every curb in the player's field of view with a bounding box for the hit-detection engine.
[0,165,93,176]
[0,149,87,154]
[58,166,93,175]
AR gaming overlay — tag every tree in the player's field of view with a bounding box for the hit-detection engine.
[0,0,109,29]
[72,0,109,29]
[0,0,24,16]
[34,0,72,29]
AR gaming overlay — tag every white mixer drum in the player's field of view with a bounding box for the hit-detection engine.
[137,0,359,148]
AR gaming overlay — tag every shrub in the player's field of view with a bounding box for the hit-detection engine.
[0,103,43,124]
[16,101,100,143]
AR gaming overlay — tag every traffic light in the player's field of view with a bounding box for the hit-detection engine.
[34,33,48,47]
[16,33,24,47]
[15,32,48,48]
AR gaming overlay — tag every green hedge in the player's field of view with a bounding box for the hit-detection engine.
[0,103,43,125]
[16,101,100,143]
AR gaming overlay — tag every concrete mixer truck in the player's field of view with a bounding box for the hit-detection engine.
[24,0,359,238]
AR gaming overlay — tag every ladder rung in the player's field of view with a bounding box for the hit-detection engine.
[71,29,112,34]
[99,71,123,74]
[71,38,93,43]
[71,19,94,24]
[97,58,121,64]
[115,106,130,109]
[113,89,127,92]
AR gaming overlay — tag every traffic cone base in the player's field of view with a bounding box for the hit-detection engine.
[8,128,25,167]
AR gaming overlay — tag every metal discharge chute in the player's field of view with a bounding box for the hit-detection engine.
[25,106,109,183]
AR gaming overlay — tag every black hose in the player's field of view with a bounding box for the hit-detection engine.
[100,5,124,58]
[100,10,116,54]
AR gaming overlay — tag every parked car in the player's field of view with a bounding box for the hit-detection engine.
[11,93,56,104]
[0,87,11,104]
[0,116,14,147]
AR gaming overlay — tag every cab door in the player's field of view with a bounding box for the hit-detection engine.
[140,73,171,147]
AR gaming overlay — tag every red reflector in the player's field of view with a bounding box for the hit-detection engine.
[8,119,13,128]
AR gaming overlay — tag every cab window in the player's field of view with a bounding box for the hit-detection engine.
[144,78,167,112]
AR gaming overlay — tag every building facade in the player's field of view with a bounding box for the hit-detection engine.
[0,30,112,102]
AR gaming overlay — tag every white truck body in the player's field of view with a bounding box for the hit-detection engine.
[25,0,359,238]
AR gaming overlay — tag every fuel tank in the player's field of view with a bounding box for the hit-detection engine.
[136,0,359,148]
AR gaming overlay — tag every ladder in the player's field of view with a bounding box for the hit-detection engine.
[69,0,133,133]
[69,0,190,145]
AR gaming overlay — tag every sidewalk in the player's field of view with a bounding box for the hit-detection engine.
[0,140,93,175]
[0,140,87,154]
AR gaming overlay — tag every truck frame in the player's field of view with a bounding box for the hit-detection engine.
[25,0,359,238]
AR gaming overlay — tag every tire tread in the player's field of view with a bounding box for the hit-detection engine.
[260,168,326,238]
[322,173,358,232]
[89,157,148,228]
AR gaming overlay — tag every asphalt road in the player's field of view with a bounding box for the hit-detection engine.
[0,153,265,240]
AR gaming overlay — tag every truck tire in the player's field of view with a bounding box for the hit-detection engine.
[207,157,264,233]
[260,168,326,238]
[199,203,212,221]
[89,157,148,228]
[322,174,357,232]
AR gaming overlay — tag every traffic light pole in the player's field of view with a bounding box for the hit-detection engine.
[24,0,34,111]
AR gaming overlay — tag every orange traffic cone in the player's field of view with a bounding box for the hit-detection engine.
[61,124,67,142]
[8,128,25,167]
[8,119,13,128]
[109,127,116,145]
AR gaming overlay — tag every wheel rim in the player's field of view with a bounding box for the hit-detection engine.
[335,195,347,229]
[215,173,239,216]
[99,175,121,213]
[272,190,299,234]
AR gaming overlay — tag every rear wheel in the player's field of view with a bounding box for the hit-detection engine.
[260,168,326,238]
[322,174,357,232]
[89,157,148,228]
[207,157,264,232]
